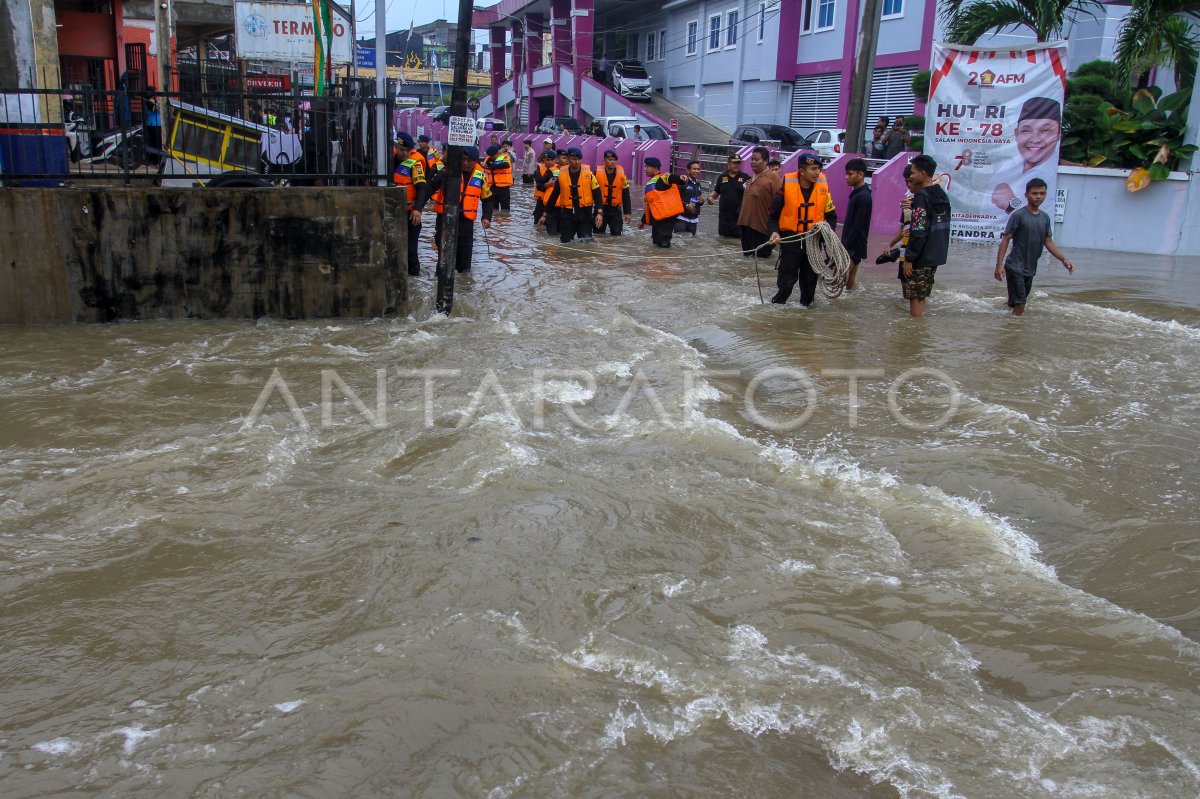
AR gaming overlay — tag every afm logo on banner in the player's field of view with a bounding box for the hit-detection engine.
[968,70,1027,87]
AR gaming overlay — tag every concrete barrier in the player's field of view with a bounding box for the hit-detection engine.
[0,187,406,324]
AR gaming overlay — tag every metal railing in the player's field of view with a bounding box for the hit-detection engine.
[1,80,393,186]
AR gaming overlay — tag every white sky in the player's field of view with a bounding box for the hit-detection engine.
[354,0,478,41]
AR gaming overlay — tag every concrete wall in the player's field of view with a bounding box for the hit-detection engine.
[0,188,406,324]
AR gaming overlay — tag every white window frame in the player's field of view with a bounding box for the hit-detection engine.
[658,29,666,61]
[800,0,814,33]
[646,29,656,61]
[708,14,722,52]
[725,10,738,48]
[758,2,767,43]
[686,20,698,55]
[881,0,904,19]
[815,0,836,31]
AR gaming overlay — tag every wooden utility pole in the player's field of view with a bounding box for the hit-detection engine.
[435,0,475,314]
[844,0,882,156]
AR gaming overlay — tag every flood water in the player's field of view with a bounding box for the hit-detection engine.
[3,188,1200,798]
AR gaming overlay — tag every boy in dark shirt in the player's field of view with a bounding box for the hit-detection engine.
[840,158,872,291]
[902,155,951,318]
[994,178,1074,315]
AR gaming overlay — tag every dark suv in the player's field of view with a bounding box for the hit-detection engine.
[536,116,584,134]
[729,124,809,150]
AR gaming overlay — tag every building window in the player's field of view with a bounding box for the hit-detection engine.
[726,10,739,48]
[882,0,903,17]
[758,2,767,42]
[801,0,814,33]
[647,30,656,61]
[659,29,666,61]
[687,20,698,55]
[816,0,836,30]
[708,15,722,51]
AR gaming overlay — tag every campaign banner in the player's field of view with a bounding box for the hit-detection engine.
[926,42,1068,241]
[235,2,352,64]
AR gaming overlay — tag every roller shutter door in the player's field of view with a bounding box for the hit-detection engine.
[790,73,839,129]
[867,65,918,123]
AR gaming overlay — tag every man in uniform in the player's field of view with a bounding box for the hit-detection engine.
[637,156,688,248]
[707,155,750,238]
[416,134,442,176]
[767,153,838,306]
[484,144,514,212]
[535,151,564,236]
[543,146,602,243]
[425,146,494,274]
[594,149,632,236]
[676,160,705,236]
[392,131,428,277]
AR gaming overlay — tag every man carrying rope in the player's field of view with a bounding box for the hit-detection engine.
[767,153,838,307]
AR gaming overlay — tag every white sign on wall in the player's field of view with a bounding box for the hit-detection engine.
[235,2,353,64]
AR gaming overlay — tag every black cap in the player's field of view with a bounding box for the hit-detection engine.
[566,147,583,157]
[395,132,415,148]
[644,156,661,168]
[1018,97,1061,124]
[462,146,481,161]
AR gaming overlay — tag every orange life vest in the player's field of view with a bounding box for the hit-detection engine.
[555,167,598,209]
[392,156,425,210]
[433,166,488,221]
[644,174,684,221]
[488,153,514,188]
[541,167,561,203]
[779,172,833,233]
[419,147,442,175]
[596,165,628,207]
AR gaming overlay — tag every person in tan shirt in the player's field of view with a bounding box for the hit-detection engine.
[737,146,784,257]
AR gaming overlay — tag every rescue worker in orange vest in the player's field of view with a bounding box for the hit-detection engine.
[416,134,442,176]
[484,144,514,212]
[767,153,839,306]
[542,146,602,243]
[637,156,688,248]
[392,131,428,277]
[532,151,555,227]
[594,149,632,236]
[535,151,566,236]
[425,145,493,274]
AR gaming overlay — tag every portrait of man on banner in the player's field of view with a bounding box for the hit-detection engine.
[983,97,1062,216]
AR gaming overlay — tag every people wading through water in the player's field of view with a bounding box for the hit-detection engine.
[767,153,838,307]
[638,157,688,248]
[542,147,602,243]
[593,149,632,236]
[425,145,493,274]
[708,154,751,239]
[392,132,428,277]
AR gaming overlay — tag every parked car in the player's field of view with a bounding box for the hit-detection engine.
[475,117,508,134]
[428,105,451,123]
[729,124,810,150]
[611,60,653,101]
[536,116,584,134]
[607,121,669,140]
[799,127,846,158]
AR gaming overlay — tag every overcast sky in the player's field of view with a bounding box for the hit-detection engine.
[354,0,479,41]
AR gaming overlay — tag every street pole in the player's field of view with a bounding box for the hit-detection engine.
[374,0,387,186]
[154,0,173,144]
[844,0,882,156]
[436,0,475,314]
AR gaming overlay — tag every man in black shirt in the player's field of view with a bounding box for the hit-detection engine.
[840,158,872,291]
[902,154,952,317]
[707,155,751,238]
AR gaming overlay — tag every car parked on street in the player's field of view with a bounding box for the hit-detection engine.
[729,123,810,150]
[607,121,669,140]
[428,105,452,123]
[536,116,584,135]
[610,60,653,101]
[799,127,846,158]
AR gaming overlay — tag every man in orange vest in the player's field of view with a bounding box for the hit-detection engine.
[767,153,838,306]
[425,145,494,274]
[594,149,632,236]
[542,146,602,243]
[416,134,442,176]
[392,131,428,277]
[535,150,566,236]
[532,151,555,227]
[484,144,514,212]
[637,156,688,248]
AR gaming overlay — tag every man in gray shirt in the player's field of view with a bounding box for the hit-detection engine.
[994,177,1075,315]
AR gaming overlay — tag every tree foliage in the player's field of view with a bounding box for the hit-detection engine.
[938,0,1101,43]
[1113,1,1200,90]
